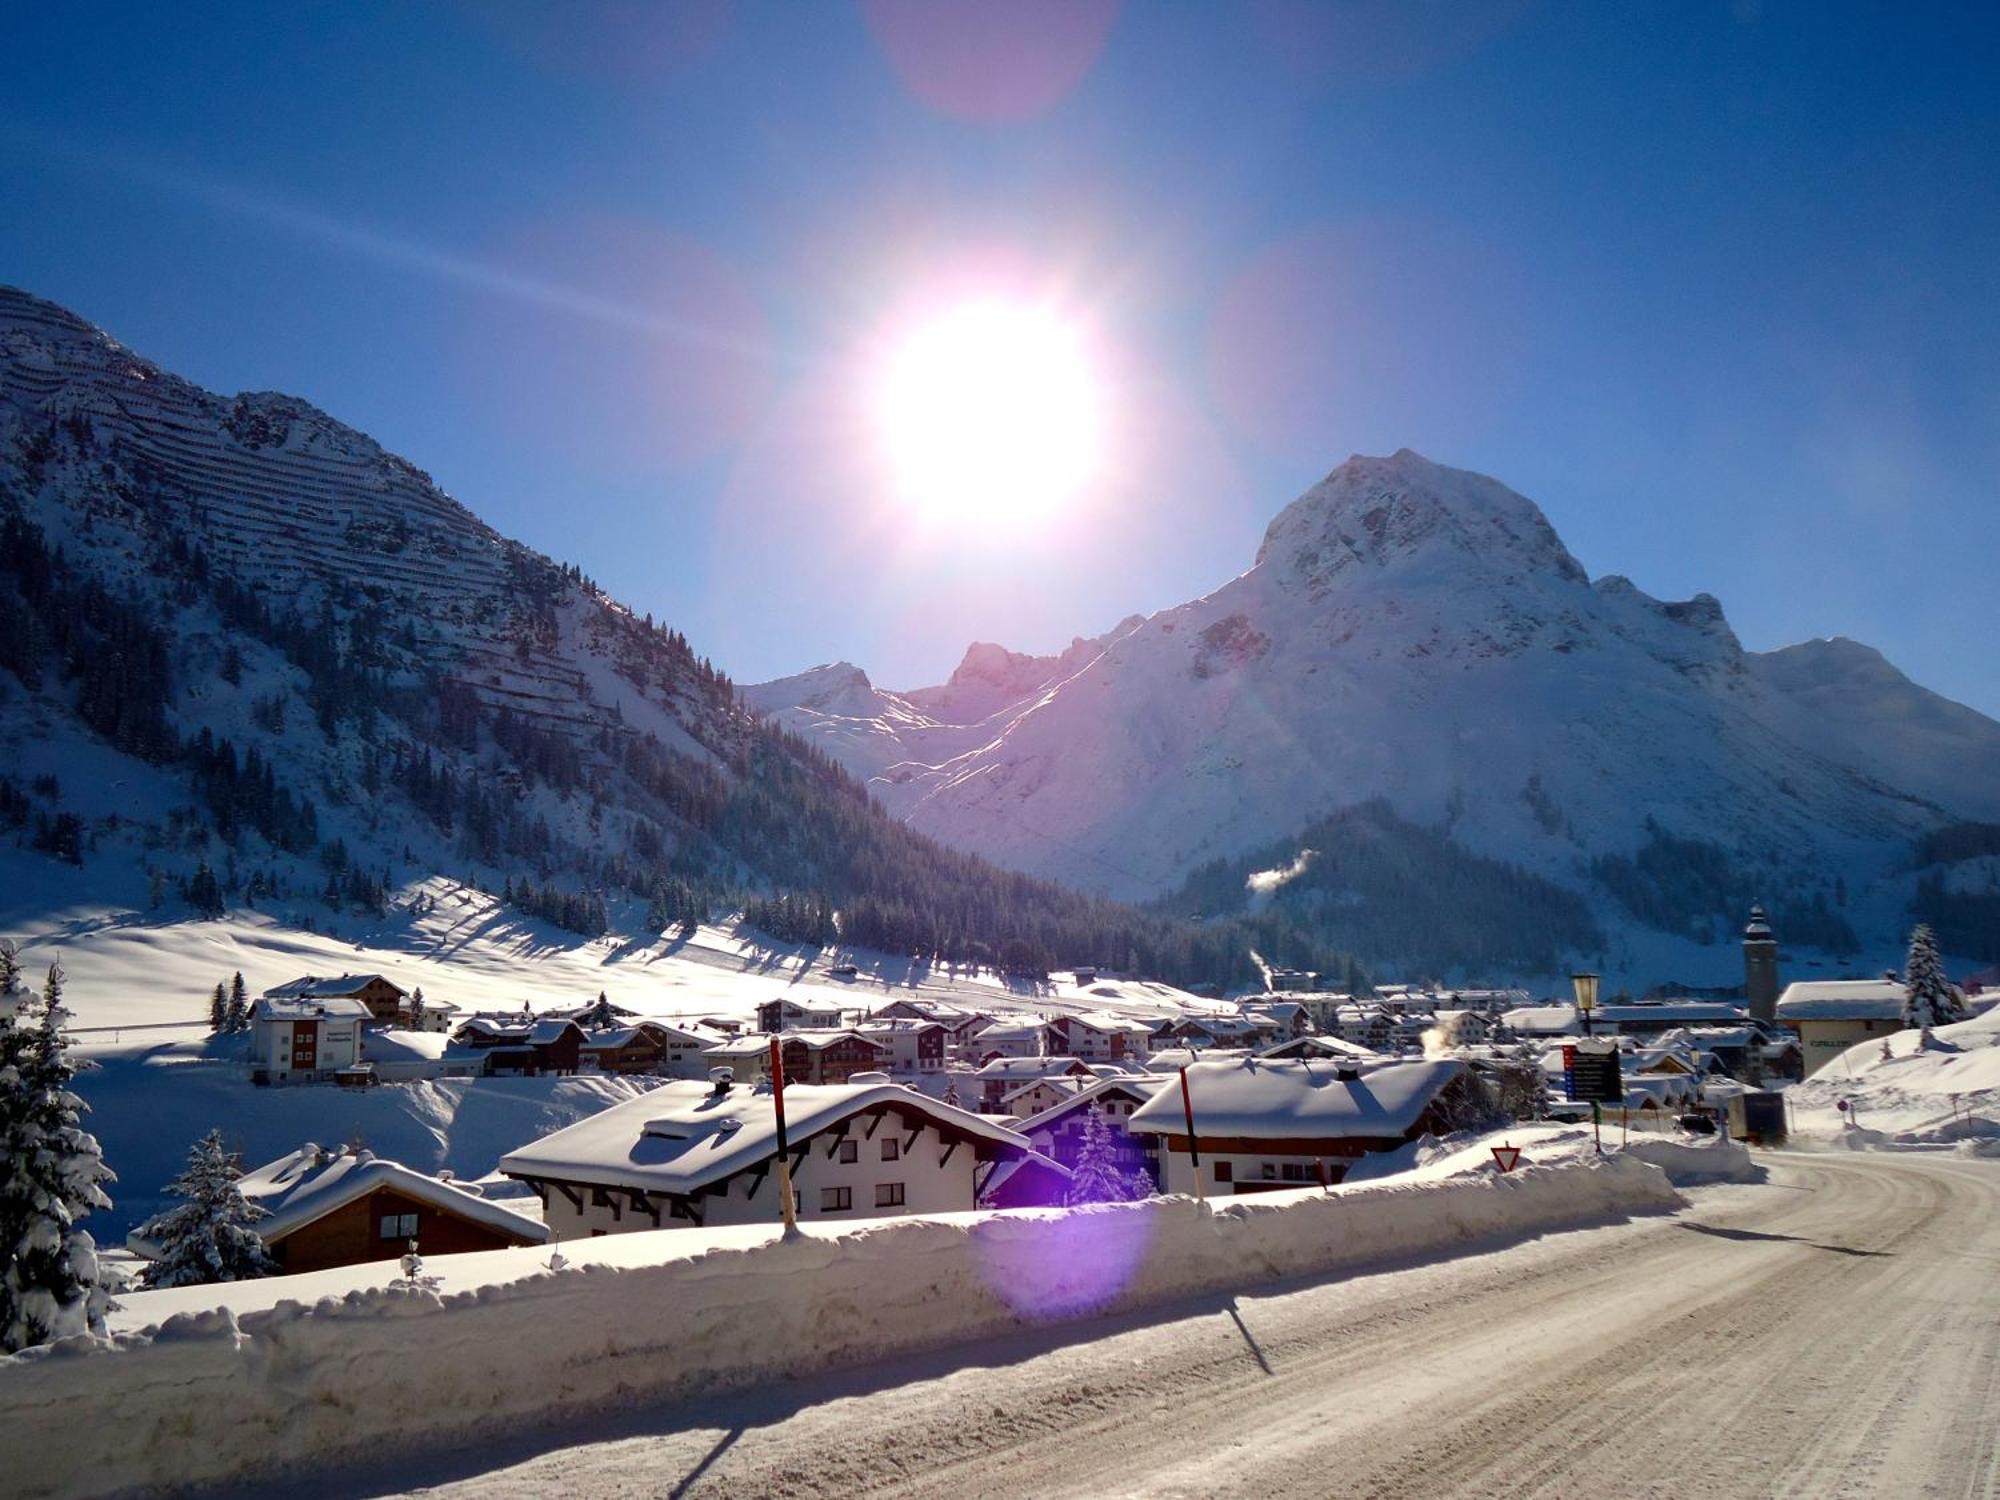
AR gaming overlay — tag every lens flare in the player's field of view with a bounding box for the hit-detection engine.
[876,301,1101,528]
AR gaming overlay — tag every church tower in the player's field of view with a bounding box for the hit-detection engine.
[1743,904,1779,1022]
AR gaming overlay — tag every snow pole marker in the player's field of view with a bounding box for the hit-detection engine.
[769,1036,799,1235]
[1178,1065,1206,1204]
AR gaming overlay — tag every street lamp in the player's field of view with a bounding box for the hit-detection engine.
[1572,972,1600,1039]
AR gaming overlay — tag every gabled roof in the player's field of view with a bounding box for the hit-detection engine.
[1776,979,1909,1020]
[219,1145,547,1248]
[780,1028,890,1052]
[499,1079,1033,1195]
[1259,1034,1381,1062]
[254,995,372,1023]
[1127,1058,1466,1141]
[1015,1074,1171,1134]
[972,1055,1092,1080]
[265,973,405,1001]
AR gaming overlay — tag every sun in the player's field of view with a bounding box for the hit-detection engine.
[875,301,1101,527]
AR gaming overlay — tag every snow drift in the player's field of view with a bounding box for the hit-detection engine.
[2,1152,1680,1498]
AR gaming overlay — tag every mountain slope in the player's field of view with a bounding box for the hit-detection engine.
[751,450,2000,971]
[0,285,1335,988]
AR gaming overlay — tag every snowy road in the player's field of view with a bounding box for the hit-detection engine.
[285,1152,2000,1500]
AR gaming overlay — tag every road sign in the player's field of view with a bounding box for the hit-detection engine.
[1563,1043,1623,1104]
[1836,1098,1849,1112]
[1491,1142,1522,1174]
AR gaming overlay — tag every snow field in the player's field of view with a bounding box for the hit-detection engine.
[1788,1006,2000,1144]
[3,1150,1684,1499]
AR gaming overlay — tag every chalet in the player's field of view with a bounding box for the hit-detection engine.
[1595,1001,1751,1038]
[868,1000,994,1053]
[1128,1057,1486,1193]
[972,1055,1095,1112]
[453,1014,585,1076]
[969,1019,1052,1063]
[1155,1014,1270,1051]
[701,1033,777,1085]
[579,1022,672,1075]
[1045,1012,1153,1063]
[1241,1001,1313,1041]
[1259,1033,1382,1065]
[264,973,409,1026]
[249,995,369,1085]
[997,1075,1090,1120]
[407,997,460,1033]
[498,1074,1058,1236]
[852,1019,947,1078]
[778,1029,894,1085]
[1777,979,1911,1076]
[129,1143,547,1274]
[757,996,846,1033]
[1014,1076,1168,1188]
[1498,1003,1582,1039]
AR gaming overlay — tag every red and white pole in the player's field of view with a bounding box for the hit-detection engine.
[769,1036,799,1234]
[1179,1065,1207,1204]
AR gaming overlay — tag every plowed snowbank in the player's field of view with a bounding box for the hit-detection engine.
[3,1152,1680,1499]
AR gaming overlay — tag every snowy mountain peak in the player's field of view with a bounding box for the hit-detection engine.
[1255,449,1590,593]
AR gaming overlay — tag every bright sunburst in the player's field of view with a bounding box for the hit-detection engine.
[875,301,1101,528]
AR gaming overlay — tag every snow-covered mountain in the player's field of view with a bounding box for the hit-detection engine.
[750,449,2000,969]
[0,286,1228,981]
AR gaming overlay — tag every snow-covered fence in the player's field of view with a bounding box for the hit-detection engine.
[3,1153,1681,1498]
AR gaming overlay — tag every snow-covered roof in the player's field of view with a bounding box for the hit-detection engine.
[1127,1058,1466,1141]
[781,1028,889,1052]
[1259,1034,1380,1062]
[360,1028,451,1064]
[1500,1004,1579,1033]
[973,1055,1090,1080]
[253,995,372,1023]
[264,973,404,1000]
[1596,1002,1749,1024]
[228,1145,548,1248]
[973,1020,1050,1042]
[1014,1075,1170,1134]
[1776,979,1907,1021]
[1000,1075,1088,1107]
[498,1079,1032,1195]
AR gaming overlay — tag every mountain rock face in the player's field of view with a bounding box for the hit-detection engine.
[0,286,1203,975]
[751,449,2000,965]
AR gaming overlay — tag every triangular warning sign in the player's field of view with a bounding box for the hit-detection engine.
[1491,1143,1522,1174]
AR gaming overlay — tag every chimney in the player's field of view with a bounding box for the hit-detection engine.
[1334,1061,1362,1082]
[709,1066,734,1096]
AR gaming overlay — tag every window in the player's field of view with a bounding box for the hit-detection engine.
[1262,1162,1279,1180]
[820,1186,852,1212]
[875,1182,905,1208]
[378,1212,418,1240]
[881,1136,901,1161]
[838,1139,859,1164]
[1213,1161,1233,1183]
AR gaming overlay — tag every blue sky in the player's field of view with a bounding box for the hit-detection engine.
[5,1,1997,714]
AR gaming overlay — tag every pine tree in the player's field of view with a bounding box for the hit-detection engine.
[133,1130,274,1289]
[1,961,116,1352]
[1902,924,1966,1038]
[222,976,249,1035]
[1064,1105,1141,1206]
[408,986,426,1030]
[209,981,228,1034]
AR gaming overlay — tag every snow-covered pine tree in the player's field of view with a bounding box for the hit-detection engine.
[408,986,426,1029]
[209,981,228,1034]
[1902,924,1966,1038]
[221,976,248,1035]
[1,961,116,1352]
[941,1075,962,1109]
[1064,1104,1139,1206]
[229,972,250,1033]
[134,1129,274,1289]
